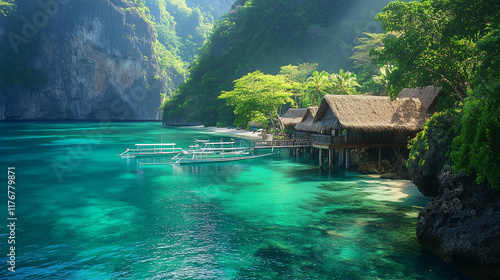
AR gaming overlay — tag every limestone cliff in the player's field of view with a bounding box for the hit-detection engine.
[0,0,166,120]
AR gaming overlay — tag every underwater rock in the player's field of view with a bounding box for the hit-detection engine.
[381,156,410,180]
[254,244,294,263]
[417,165,500,279]
[357,161,380,174]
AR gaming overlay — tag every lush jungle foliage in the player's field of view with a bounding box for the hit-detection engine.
[375,0,499,187]
[119,0,233,97]
[218,70,295,129]
[162,0,395,126]
[218,65,362,127]
[142,0,232,90]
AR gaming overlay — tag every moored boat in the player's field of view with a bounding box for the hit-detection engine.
[171,139,272,164]
[172,152,273,164]
[118,143,183,158]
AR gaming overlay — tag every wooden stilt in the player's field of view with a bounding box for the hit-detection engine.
[345,149,350,169]
[378,147,381,171]
[319,149,323,168]
[329,149,333,169]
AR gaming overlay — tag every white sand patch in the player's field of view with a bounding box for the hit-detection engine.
[181,126,263,141]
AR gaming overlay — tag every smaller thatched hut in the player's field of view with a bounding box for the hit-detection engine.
[294,107,318,139]
[295,107,319,131]
[398,85,441,113]
[280,108,308,129]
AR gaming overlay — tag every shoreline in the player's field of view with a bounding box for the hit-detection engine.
[183,126,263,141]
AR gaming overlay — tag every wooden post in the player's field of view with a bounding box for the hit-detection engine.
[319,148,323,168]
[329,149,333,169]
[345,149,350,169]
[378,147,381,171]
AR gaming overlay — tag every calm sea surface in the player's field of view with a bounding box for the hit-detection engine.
[0,122,467,279]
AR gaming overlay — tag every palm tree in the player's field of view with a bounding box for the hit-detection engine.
[372,64,395,95]
[306,71,329,106]
[329,69,361,95]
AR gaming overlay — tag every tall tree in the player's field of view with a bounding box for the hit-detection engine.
[328,69,361,95]
[451,26,500,188]
[218,71,295,129]
[306,71,330,106]
[372,64,394,95]
[374,0,486,99]
[279,63,318,107]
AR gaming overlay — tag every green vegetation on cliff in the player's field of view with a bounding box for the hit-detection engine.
[143,0,232,88]
[125,0,232,96]
[375,0,499,187]
[162,0,395,126]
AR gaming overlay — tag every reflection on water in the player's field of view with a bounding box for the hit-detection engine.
[0,122,468,279]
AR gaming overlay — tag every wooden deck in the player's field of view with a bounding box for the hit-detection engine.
[252,135,406,150]
[252,139,312,150]
[311,134,407,149]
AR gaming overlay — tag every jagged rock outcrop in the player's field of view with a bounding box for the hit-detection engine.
[0,0,166,120]
[417,166,500,279]
[407,112,458,196]
[409,112,500,279]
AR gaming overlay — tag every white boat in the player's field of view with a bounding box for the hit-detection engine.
[172,152,273,164]
[170,139,272,164]
[118,143,183,158]
[180,140,249,156]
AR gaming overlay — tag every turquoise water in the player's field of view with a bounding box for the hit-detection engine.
[0,122,467,279]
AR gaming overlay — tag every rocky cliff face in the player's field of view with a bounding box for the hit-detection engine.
[408,112,500,279]
[0,0,166,120]
[417,166,500,279]
[407,112,458,196]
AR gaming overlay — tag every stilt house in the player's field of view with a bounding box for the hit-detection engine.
[280,108,308,130]
[294,106,318,139]
[309,95,429,149]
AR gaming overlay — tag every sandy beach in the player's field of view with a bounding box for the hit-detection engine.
[183,126,263,141]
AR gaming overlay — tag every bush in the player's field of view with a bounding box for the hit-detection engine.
[452,82,500,188]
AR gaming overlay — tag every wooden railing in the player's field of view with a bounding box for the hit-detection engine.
[311,134,348,145]
[253,138,312,148]
[293,131,309,140]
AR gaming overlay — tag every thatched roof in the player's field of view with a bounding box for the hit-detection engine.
[313,95,429,132]
[398,86,441,110]
[281,108,308,127]
[295,107,319,132]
